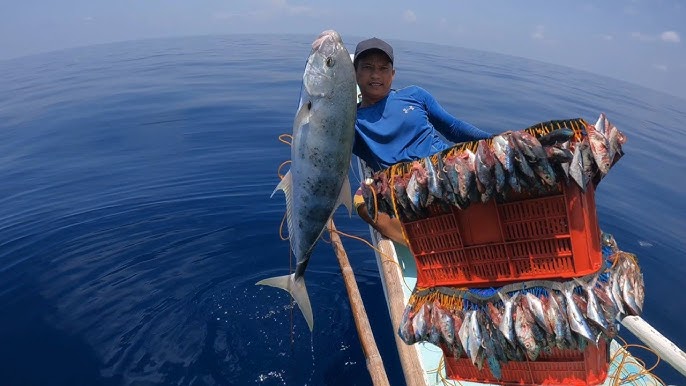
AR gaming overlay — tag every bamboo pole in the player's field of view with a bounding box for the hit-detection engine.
[374,237,427,386]
[328,220,390,386]
[621,315,686,377]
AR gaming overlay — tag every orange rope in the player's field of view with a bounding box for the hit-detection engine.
[278,133,293,146]
[277,160,291,180]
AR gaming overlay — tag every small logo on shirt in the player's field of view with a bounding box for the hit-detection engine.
[402,105,415,114]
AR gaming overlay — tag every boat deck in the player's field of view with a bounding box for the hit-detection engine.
[373,235,663,386]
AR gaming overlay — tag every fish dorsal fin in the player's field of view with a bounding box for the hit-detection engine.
[272,171,295,243]
[338,177,353,217]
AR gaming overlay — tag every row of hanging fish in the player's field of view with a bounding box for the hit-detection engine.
[360,114,627,221]
[397,249,643,380]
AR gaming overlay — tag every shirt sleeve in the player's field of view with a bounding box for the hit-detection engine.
[419,87,492,143]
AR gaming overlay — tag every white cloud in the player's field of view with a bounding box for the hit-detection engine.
[660,31,681,43]
[403,10,417,23]
[653,64,668,71]
[83,16,94,22]
[532,25,545,40]
[599,34,614,41]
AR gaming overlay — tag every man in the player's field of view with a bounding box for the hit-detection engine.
[351,37,492,245]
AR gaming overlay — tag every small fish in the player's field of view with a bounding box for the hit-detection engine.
[428,301,443,345]
[424,157,442,202]
[412,161,430,207]
[553,292,578,349]
[511,137,538,186]
[436,307,459,355]
[609,266,627,316]
[468,309,485,368]
[601,232,619,253]
[538,127,575,146]
[478,311,503,380]
[443,158,467,209]
[575,275,611,336]
[412,302,432,342]
[406,166,423,210]
[514,302,542,361]
[630,267,645,313]
[438,155,456,194]
[587,128,612,175]
[398,305,416,344]
[593,283,620,338]
[493,133,522,193]
[487,302,503,326]
[569,142,587,191]
[498,292,519,345]
[517,131,557,186]
[607,123,627,165]
[545,146,574,164]
[544,292,573,349]
[493,157,506,195]
[525,292,553,335]
[562,282,596,344]
[458,310,473,359]
[594,113,608,135]
[393,175,416,221]
[451,310,465,351]
[512,131,543,163]
[492,133,515,174]
[620,268,642,315]
[579,138,596,186]
[455,150,477,203]
[475,140,496,202]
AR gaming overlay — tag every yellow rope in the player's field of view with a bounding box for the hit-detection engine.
[607,335,667,385]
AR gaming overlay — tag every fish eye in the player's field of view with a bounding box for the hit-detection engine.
[325,57,334,67]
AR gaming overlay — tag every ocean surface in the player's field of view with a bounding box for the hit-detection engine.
[0,34,684,385]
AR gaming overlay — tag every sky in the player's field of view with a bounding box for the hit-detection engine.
[1,0,685,100]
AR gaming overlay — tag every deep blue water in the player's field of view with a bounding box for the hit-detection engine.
[0,34,684,385]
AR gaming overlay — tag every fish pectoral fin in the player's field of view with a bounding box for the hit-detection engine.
[271,170,292,198]
[338,177,353,217]
[292,99,311,137]
[256,273,314,332]
[272,171,296,242]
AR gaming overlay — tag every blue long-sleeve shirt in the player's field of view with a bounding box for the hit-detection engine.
[353,86,491,171]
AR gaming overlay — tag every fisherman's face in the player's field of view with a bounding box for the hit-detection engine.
[355,51,395,107]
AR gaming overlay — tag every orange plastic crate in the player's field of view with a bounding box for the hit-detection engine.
[443,339,609,386]
[402,183,603,288]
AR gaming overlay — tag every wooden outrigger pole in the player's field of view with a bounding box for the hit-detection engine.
[328,219,390,386]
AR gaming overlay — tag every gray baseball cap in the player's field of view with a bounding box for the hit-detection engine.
[353,37,394,66]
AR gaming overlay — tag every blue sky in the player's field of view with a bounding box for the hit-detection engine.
[1,0,684,99]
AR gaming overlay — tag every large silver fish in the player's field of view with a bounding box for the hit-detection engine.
[256,30,356,331]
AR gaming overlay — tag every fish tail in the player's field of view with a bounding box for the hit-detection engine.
[256,273,314,331]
